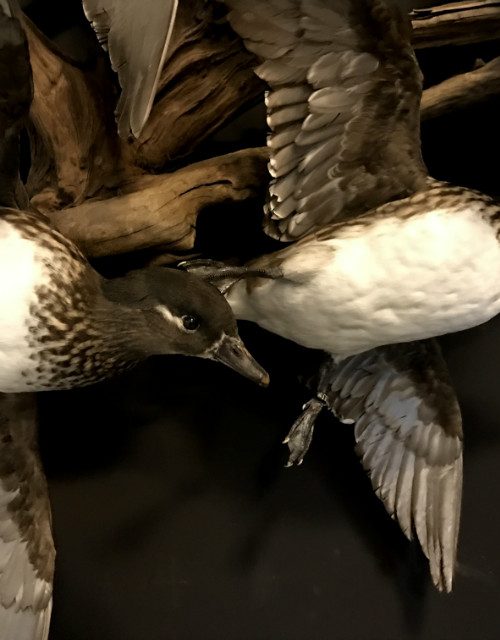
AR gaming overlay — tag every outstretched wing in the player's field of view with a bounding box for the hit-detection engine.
[318,340,462,592]
[82,0,179,138]
[0,394,54,640]
[225,0,428,240]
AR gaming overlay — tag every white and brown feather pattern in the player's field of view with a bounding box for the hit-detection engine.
[83,0,178,138]
[316,340,462,592]
[0,393,54,640]
[225,0,428,240]
[0,210,138,392]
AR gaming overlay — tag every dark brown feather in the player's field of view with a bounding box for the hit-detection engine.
[0,393,54,639]
[316,340,463,592]
[226,0,428,241]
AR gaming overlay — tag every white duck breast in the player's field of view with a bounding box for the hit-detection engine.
[190,0,500,594]
[228,199,500,356]
[0,220,49,392]
[71,0,499,594]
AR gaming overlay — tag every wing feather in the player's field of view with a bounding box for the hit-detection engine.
[317,340,463,592]
[226,0,428,241]
[0,394,54,639]
[82,0,179,138]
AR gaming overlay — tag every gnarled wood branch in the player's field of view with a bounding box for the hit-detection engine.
[23,16,128,212]
[412,1,500,49]
[421,57,500,120]
[45,56,500,261]
[23,0,500,214]
[48,148,268,258]
[22,0,500,263]
[130,0,263,168]
[24,0,263,205]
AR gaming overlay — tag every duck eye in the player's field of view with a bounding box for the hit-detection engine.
[182,314,200,331]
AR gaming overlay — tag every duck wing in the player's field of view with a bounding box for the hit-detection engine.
[82,0,179,138]
[318,340,462,592]
[225,0,428,240]
[0,393,54,640]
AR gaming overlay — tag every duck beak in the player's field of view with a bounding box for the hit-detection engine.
[212,334,270,387]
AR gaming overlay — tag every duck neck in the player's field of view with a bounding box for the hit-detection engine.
[90,300,153,363]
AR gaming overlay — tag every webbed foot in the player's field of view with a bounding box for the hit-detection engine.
[284,398,325,467]
[177,258,232,280]
[178,258,283,296]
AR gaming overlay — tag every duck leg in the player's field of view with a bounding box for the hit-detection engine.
[178,258,282,282]
[178,258,283,295]
[284,397,325,466]
[284,355,340,466]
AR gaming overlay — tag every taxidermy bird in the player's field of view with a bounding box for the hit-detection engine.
[0,7,268,394]
[80,0,496,593]
[184,0,491,595]
[0,4,267,639]
[0,5,54,639]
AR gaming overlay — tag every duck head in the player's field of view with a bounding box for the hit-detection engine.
[102,267,269,386]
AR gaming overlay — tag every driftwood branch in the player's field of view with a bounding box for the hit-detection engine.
[21,0,500,263]
[24,0,263,208]
[412,1,500,49]
[421,57,500,120]
[131,0,263,168]
[48,53,500,261]
[23,0,500,212]
[48,148,268,258]
[23,16,128,212]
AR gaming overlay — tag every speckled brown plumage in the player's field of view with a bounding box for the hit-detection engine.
[241,180,500,281]
[0,393,53,638]
[0,394,54,584]
[1,208,137,390]
[0,6,267,640]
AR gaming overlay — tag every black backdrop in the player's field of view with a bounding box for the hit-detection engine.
[19,1,500,639]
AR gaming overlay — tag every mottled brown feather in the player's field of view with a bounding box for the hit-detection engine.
[316,340,463,592]
[0,393,54,639]
[225,0,428,240]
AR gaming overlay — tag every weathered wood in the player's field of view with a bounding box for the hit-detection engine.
[421,57,500,120]
[23,1,263,200]
[22,16,130,212]
[48,148,268,258]
[22,0,500,259]
[130,0,263,169]
[412,1,500,49]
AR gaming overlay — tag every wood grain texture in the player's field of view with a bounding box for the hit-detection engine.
[421,57,500,120]
[23,16,128,212]
[129,0,263,168]
[412,1,500,49]
[48,148,268,258]
[23,0,264,211]
[21,1,500,258]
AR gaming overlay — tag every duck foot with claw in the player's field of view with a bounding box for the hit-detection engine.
[284,397,325,466]
[286,344,462,593]
[179,258,282,293]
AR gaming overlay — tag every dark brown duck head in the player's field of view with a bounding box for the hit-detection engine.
[102,267,269,386]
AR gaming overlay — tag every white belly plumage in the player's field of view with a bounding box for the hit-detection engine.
[0,221,48,392]
[228,208,500,355]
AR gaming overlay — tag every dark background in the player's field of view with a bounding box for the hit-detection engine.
[19,1,500,639]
